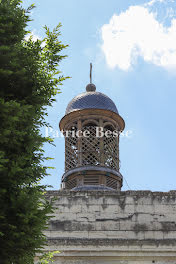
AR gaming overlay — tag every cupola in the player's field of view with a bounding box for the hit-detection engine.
[59,64,125,191]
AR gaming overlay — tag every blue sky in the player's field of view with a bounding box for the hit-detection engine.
[23,0,176,191]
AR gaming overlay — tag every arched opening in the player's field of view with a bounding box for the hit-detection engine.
[81,122,100,166]
[103,124,118,170]
[65,125,79,171]
[104,124,114,131]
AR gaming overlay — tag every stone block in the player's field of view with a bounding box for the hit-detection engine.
[144,231,164,239]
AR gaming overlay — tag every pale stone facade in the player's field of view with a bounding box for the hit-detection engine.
[36,190,176,263]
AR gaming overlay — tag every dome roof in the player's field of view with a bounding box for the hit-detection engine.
[65,88,119,115]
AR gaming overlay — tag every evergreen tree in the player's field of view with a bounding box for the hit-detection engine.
[0,0,68,263]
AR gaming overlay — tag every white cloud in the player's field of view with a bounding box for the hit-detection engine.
[101,4,176,71]
[145,0,166,7]
[25,31,41,42]
[25,31,46,48]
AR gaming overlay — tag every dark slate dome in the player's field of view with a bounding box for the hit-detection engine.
[65,84,119,115]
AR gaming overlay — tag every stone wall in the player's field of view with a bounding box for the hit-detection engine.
[37,190,176,263]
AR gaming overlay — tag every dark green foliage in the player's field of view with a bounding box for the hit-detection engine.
[0,0,68,263]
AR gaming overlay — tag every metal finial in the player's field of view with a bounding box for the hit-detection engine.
[90,63,92,84]
[86,63,96,92]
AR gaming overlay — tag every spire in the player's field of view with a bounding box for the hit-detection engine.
[86,63,96,92]
[90,62,92,83]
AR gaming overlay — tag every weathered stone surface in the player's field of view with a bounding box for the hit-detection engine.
[37,190,176,263]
